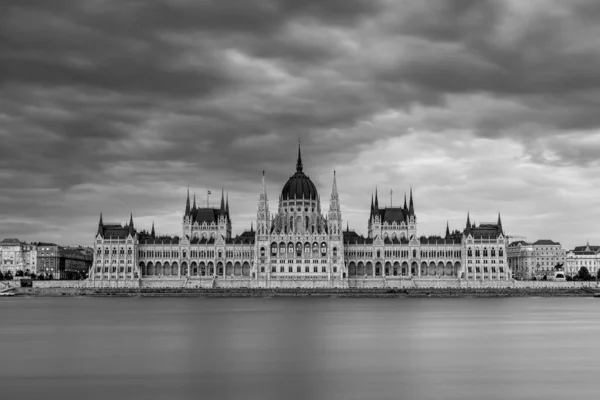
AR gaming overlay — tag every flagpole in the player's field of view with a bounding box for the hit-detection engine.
[207,189,210,207]
[390,189,393,207]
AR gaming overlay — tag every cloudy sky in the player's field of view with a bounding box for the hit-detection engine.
[1,0,599,249]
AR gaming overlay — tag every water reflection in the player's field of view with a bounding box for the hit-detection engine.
[1,297,599,400]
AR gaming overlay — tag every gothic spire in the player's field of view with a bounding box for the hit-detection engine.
[408,187,414,216]
[446,221,450,238]
[151,222,155,238]
[370,193,374,218]
[331,170,338,199]
[129,212,134,228]
[375,187,379,209]
[220,187,225,213]
[185,187,191,216]
[250,221,253,232]
[346,221,349,232]
[296,139,303,172]
[192,193,196,210]
[497,212,503,234]
[97,213,104,237]
[403,192,408,211]
[226,193,230,220]
[261,170,268,199]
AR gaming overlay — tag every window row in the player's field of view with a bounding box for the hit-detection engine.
[265,242,335,257]
[467,248,504,257]
[467,267,505,273]
[270,266,334,273]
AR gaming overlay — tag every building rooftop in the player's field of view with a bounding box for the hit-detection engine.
[533,239,561,246]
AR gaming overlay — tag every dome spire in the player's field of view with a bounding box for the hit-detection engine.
[296,139,303,172]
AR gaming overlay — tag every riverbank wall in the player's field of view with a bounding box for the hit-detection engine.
[21,278,600,290]
[6,278,600,297]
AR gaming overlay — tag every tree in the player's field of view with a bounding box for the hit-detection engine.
[566,275,573,281]
[577,266,592,281]
[30,273,37,279]
[597,269,600,280]
[15,270,24,277]
[0,271,4,280]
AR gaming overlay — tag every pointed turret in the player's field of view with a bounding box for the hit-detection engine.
[408,188,414,216]
[250,221,253,232]
[226,193,230,221]
[151,222,155,238]
[185,188,191,216]
[261,170,268,200]
[331,170,338,199]
[497,212,503,235]
[97,213,104,237]
[296,139,303,172]
[220,188,225,214]
[466,212,471,229]
[128,213,135,236]
[192,193,196,210]
[403,192,408,211]
[446,221,450,238]
[374,187,379,209]
[346,221,349,232]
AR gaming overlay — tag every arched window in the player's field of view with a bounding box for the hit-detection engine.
[296,243,302,257]
[271,243,277,256]
[260,247,265,257]
[304,242,310,253]
[333,247,338,257]
[288,243,294,253]
[279,242,286,254]
[377,250,381,258]
[296,266,301,273]
[491,248,496,257]
[321,242,327,255]
[313,242,319,254]
[289,216,294,232]
[413,249,417,258]
[468,248,472,257]
[306,216,310,231]
[475,248,480,257]
[499,248,504,257]
[483,248,488,257]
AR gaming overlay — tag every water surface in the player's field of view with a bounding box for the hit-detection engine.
[1,297,598,399]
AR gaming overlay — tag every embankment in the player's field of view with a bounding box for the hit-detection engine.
[12,286,600,298]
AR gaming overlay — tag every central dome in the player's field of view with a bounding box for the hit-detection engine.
[281,145,319,201]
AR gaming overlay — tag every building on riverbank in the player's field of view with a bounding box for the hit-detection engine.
[36,243,93,279]
[566,244,600,278]
[508,239,566,280]
[0,238,37,274]
[90,145,510,287]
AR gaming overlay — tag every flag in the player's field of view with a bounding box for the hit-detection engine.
[207,190,211,194]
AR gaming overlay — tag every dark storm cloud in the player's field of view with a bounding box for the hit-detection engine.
[1,0,600,245]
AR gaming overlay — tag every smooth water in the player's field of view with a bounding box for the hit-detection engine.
[1,297,599,400]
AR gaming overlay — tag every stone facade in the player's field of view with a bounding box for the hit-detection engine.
[508,239,566,280]
[37,243,93,279]
[0,238,37,273]
[566,244,600,277]
[90,146,511,286]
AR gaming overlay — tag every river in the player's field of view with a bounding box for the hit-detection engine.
[0,297,598,399]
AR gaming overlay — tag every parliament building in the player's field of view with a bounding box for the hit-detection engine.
[91,146,510,287]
